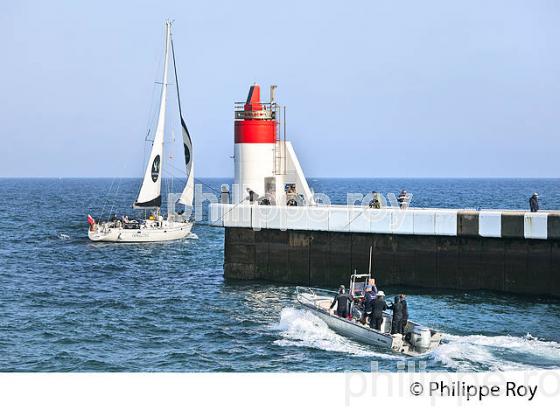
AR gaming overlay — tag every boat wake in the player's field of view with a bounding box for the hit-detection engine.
[273,307,397,359]
[273,308,560,371]
[186,232,198,240]
[433,333,560,371]
[57,233,71,240]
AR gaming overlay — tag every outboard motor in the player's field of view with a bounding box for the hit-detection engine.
[410,325,431,351]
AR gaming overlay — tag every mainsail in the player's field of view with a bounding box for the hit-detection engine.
[171,37,194,207]
[134,22,172,208]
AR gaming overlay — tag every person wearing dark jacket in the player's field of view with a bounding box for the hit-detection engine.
[389,296,404,334]
[529,193,539,212]
[400,294,408,327]
[397,190,409,208]
[246,188,257,204]
[362,286,375,325]
[371,291,388,330]
[330,286,352,318]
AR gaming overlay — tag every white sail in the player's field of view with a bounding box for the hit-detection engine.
[134,22,171,208]
[170,35,194,207]
[178,118,194,206]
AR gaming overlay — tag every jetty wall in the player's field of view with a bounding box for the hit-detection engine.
[210,204,560,296]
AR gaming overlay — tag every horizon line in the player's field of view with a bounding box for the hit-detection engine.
[1,176,559,180]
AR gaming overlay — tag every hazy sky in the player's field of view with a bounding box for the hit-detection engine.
[1,0,559,177]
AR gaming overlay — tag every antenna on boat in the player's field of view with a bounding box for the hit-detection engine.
[368,246,373,275]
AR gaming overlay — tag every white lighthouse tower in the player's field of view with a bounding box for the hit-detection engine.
[232,84,314,206]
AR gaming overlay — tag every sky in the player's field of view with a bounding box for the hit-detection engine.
[1,0,559,178]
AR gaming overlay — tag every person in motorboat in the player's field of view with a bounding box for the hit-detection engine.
[389,296,404,334]
[400,294,409,329]
[330,285,353,318]
[371,290,388,330]
[361,285,375,326]
[369,278,378,297]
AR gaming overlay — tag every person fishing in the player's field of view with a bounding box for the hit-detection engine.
[330,285,353,318]
[371,290,388,330]
[389,295,404,334]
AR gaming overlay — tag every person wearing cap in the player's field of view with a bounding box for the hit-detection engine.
[330,285,353,318]
[529,193,539,213]
[371,290,388,330]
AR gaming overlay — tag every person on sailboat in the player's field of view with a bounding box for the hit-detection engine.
[330,285,353,318]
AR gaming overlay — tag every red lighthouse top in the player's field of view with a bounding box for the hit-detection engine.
[244,84,263,111]
[234,84,277,144]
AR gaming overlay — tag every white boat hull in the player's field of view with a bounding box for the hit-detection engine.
[88,221,193,242]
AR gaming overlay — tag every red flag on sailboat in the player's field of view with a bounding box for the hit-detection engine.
[87,214,95,225]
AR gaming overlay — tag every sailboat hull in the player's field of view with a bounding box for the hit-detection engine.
[88,221,193,243]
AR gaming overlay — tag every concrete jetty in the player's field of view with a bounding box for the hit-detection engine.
[210,204,560,296]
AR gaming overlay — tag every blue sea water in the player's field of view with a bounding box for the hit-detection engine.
[0,177,559,372]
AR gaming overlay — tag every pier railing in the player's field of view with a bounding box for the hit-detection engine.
[209,202,559,240]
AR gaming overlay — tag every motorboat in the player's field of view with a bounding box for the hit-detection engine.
[296,286,442,356]
[295,259,442,356]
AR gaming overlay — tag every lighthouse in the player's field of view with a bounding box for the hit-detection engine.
[232,84,314,206]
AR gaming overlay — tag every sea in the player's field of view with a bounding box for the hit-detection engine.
[0,177,559,372]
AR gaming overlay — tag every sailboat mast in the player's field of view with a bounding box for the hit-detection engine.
[156,19,172,191]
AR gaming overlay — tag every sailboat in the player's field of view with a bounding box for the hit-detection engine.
[88,20,194,242]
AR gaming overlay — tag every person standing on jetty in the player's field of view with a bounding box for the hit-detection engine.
[398,190,409,208]
[529,193,539,212]
[369,191,381,209]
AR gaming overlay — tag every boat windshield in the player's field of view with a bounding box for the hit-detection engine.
[349,274,371,299]
[352,282,366,298]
